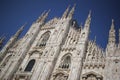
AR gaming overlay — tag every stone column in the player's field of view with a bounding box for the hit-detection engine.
[0,60,11,79]
[40,61,53,80]
[30,60,44,80]
[68,58,82,80]
[3,61,19,80]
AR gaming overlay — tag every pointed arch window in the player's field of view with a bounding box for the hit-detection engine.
[1,54,12,67]
[59,54,71,69]
[24,59,35,72]
[37,31,50,48]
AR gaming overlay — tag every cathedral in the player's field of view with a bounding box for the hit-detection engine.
[0,5,120,80]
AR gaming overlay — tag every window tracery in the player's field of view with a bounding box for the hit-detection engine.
[82,72,103,80]
[59,54,71,69]
[37,31,50,48]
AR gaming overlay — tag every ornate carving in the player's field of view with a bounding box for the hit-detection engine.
[52,72,68,80]
[82,72,103,80]
[59,54,71,69]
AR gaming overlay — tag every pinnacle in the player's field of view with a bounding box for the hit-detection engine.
[94,36,96,43]
[67,4,76,19]
[112,19,114,23]
[88,10,91,18]
[110,19,115,30]
[62,5,70,19]
[21,22,27,30]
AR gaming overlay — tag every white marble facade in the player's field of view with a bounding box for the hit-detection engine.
[0,5,120,80]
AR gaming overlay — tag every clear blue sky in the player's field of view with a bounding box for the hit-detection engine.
[0,0,120,49]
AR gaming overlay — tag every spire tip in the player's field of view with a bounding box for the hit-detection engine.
[112,19,114,23]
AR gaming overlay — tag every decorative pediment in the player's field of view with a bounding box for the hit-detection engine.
[82,71,103,80]
[82,71,102,77]
[53,71,68,76]
[52,71,69,80]
[28,50,42,57]
[85,41,105,62]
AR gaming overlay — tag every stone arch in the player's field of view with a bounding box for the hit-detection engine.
[53,72,68,80]
[82,71,103,80]
[1,54,12,67]
[37,31,51,48]
[29,50,42,58]
[24,59,35,72]
[59,53,72,69]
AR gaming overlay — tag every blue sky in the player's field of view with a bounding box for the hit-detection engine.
[0,0,120,49]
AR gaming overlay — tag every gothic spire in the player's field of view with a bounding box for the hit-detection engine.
[84,10,91,29]
[14,24,25,39]
[36,10,46,23]
[40,9,50,22]
[108,19,116,44]
[110,19,115,31]
[68,4,76,19]
[62,5,70,19]
[0,24,25,60]
[0,36,5,49]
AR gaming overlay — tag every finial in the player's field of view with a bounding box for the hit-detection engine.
[71,3,76,12]
[40,9,50,22]
[47,9,51,14]
[111,19,115,30]
[68,4,76,19]
[108,19,116,44]
[88,10,91,18]
[73,3,76,8]
[112,19,114,23]
[39,10,46,19]
[45,9,50,16]
[45,9,50,18]
[36,10,46,22]
[84,10,92,29]
[20,22,27,30]
[67,5,70,8]
[14,23,26,38]
[94,36,96,43]
[62,5,70,19]
[41,10,46,16]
